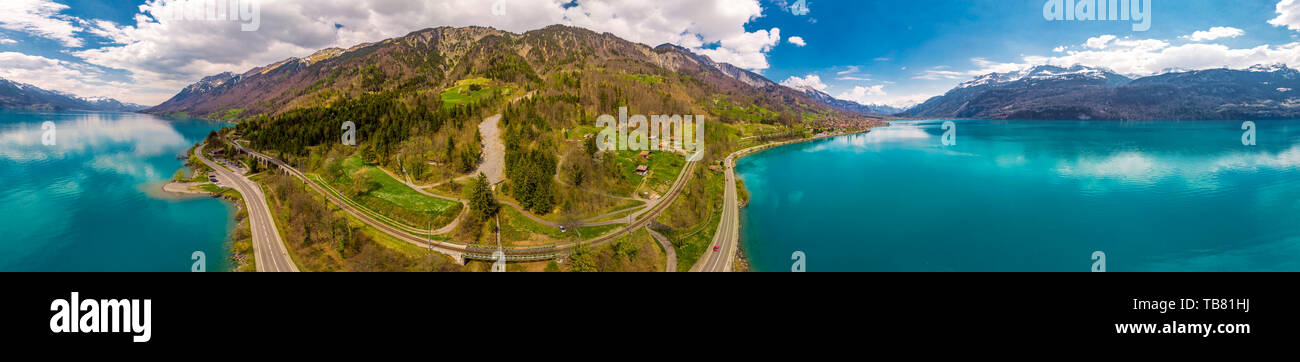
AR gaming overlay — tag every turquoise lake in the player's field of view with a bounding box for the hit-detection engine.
[739,120,1300,272]
[0,110,232,271]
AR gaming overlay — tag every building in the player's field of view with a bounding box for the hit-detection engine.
[639,150,651,159]
[635,165,649,175]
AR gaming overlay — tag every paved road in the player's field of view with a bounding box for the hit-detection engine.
[689,131,876,272]
[196,144,298,272]
[646,228,677,272]
[692,149,739,273]
[229,140,696,259]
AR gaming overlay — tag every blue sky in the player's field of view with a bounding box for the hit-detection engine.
[4,1,1300,107]
[758,0,1300,107]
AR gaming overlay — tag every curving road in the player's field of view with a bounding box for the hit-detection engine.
[196,143,298,272]
[646,228,677,272]
[691,149,740,273]
[228,139,698,260]
[689,130,881,272]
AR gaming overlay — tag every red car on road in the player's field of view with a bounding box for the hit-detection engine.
[713,245,721,252]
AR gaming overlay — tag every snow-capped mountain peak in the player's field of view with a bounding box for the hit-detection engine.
[958,65,1128,89]
[0,76,147,112]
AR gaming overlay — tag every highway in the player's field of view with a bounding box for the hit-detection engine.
[689,131,877,272]
[691,148,740,272]
[196,144,298,272]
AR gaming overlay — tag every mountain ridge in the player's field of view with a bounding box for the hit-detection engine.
[0,77,146,112]
[907,64,1300,120]
[787,85,903,116]
[149,24,874,127]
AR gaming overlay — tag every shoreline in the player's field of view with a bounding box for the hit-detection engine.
[162,181,214,195]
[139,180,213,201]
[729,126,882,175]
[724,125,887,272]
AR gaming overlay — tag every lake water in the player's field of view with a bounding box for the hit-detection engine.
[739,120,1300,272]
[0,110,232,271]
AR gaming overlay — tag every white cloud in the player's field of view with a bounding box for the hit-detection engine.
[0,52,135,103]
[0,0,84,47]
[836,84,932,109]
[913,68,968,80]
[928,29,1300,83]
[914,57,1027,80]
[1038,37,1300,76]
[787,36,806,47]
[834,65,870,80]
[691,27,781,70]
[57,0,780,105]
[1270,0,1300,31]
[1182,26,1245,42]
[1085,35,1117,49]
[841,84,886,98]
[779,74,827,92]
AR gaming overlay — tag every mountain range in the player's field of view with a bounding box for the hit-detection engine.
[790,86,904,116]
[907,64,1300,120]
[152,24,1300,123]
[0,78,146,112]
[148,25,877,127]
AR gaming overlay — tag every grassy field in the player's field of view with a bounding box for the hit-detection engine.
[565,228,665,272]
[253,173,460,271]
[196,183,242,199]
[709,96,780,123]
[499,206,621,246]
[735,122,782,138]
[609,150,685,197]
[666,209,720,272]
[440,78,514,109]
[540,197,644,222]
[326,157,461,229]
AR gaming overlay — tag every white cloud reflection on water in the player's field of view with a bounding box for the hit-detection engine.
[1053,146,1300,190]
[802,125,931,154]
[0,113,188,162]
[796,121,1300,193]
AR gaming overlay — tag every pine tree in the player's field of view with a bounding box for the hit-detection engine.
[468,173,498,221]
